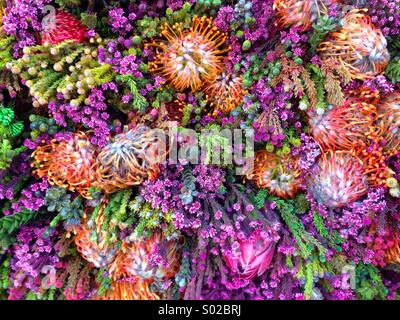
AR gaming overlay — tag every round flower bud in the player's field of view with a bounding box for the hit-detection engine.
[23,47,31,55]
[32,100,40,108]
[66,83,74,91]
[299,101,308,111]
[28,67,37,76]
[84,48,91,55]
[242,40,252,51]
[70,99,79,107]
[25,80,33,88]
[22,55,30,62]
[41,62,48,68]
[50,48,59,55]
[11,66,20,74]
[390,187,400,198]
[54,63,63,71]
[38,97,48,105]
[69,66,75,72]
[66,56,73,64]
[316,108,325,116]
[77,88,85,95]
[386,177,399,188]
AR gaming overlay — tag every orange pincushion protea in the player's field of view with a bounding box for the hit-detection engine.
[146,15,229,92]
[307,150,368,208]
[358,140,394,187]
[31,131,96,198]
[74,205,119,269]
[318,9,390,80]
[376,91,400,156]
[204,72,247,116]
[250,151,301,199]
[385,235,400,265]
[122,234,181,282]
[95,125,167,194]
[273,0,339,31]
[95,281,160,300]
[308,99,377,152]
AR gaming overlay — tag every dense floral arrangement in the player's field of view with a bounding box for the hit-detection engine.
[0,0,400,301]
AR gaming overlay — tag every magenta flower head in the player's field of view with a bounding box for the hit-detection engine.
[224,234,275,281]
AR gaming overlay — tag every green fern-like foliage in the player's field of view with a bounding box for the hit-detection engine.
[0,255,11,299]
[355,264,388,300]
[386,58,400,83]
[0,36,14,70]
[0,210,39,242]
[0,104,25,169]
[116,74,148,112]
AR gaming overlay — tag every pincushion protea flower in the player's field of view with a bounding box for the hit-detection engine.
[250,150,301,199]
[385,235,400,265]
[307,150,368,208]
[273,0,339,31]
[31,131,97,199]
[40,10,87,45]
[204,72,247,115]
[95,125,167,194]
[122,233,181,282]
[146,15,229,92]
[95,281,160,300]
[73,206,119,269]
[318,9,390,80]
[376,91,400,156]
[223,234,275,281]
[308,99,377,152]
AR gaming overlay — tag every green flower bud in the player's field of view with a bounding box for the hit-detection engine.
[242,40,251,51]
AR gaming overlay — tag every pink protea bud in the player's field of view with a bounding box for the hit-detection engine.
[40,10,87,45]
[223,235,275,281]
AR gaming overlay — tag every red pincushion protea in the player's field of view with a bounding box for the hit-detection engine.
[308,99,377,152]
[223,234,275,281]
[307,150,368,208]
[40,10,87,45]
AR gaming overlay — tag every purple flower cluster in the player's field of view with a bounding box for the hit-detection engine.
[3,0,51,57]
[48,88,111,147]
[8,223,60,299]
[108,8,136,36]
